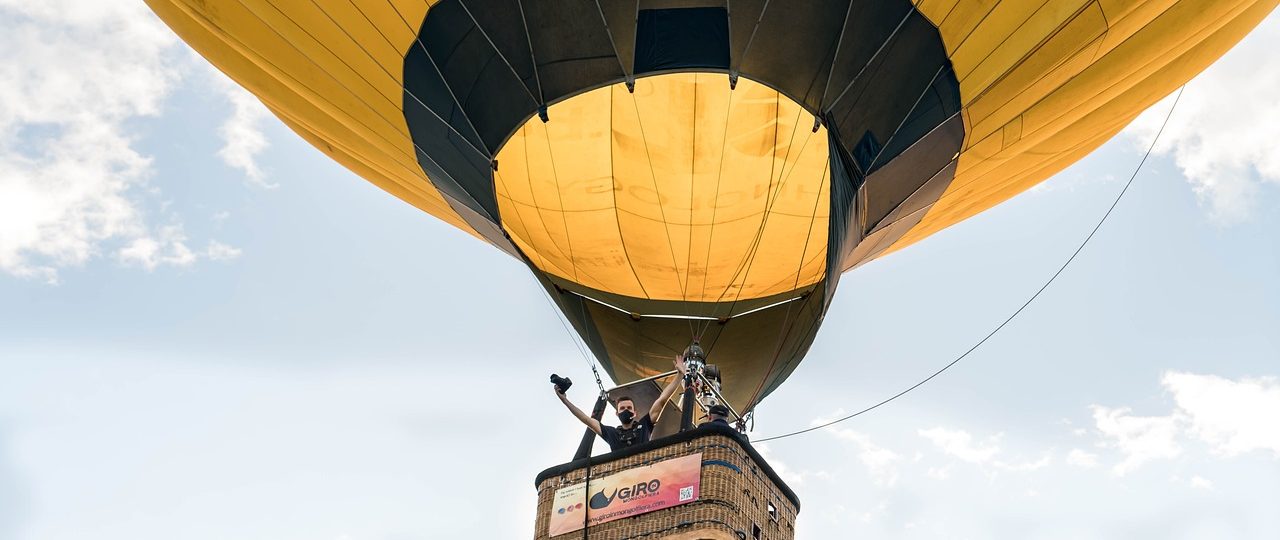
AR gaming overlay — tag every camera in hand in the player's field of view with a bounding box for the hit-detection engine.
[550,374,573,393]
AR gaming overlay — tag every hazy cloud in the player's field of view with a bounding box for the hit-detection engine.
[212,70,275,188]
[1087,371,1279,476]
[204,240,242,261]
[1125,13,1280,223]
[0,1,181,281]
[1091,405,1182,475]
[755,443,805,486]
[1189,475,1214,490]
[918,427,1001,464]
[811,411,902,486]
[997,453,1052,472]
[1162,371,1280,457]
[1066,449,1099,469]
[834,433,899,485]
[116,224,196,270]
[0,2,254,282]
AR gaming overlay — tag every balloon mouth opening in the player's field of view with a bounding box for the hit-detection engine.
[493,72,831,304]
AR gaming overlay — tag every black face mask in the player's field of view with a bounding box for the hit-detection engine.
[617,410,635,425]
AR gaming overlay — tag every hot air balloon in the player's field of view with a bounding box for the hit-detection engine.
[144,0,1275,416]
[146,2,1276,538]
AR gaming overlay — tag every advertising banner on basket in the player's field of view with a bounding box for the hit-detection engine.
[547,452,702,536]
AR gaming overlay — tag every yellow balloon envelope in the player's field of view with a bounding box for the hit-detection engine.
[146,0,1277,411]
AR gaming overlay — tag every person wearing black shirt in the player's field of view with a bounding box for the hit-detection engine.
[555,356,686,452]
[704,404,732,427]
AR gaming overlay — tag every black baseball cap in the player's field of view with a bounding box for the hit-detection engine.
[708,404,730,417]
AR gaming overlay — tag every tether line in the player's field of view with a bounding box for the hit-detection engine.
[755,86,1186,443]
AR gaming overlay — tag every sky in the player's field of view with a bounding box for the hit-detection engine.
[1,2,1278,539]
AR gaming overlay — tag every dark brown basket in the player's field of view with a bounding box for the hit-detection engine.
[534,432,797,540]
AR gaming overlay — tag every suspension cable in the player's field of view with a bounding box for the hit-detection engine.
[755,85,1186,443]
[535,282,608,395]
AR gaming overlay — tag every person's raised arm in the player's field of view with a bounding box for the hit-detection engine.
[556,386,603,435]
[649,355,688,422]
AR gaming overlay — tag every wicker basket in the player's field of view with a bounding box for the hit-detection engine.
[534,429,798,540]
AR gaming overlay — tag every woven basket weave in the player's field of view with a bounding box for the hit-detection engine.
[534,433,797,540]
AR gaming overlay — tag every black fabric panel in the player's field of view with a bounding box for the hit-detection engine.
[812,6,961,283]
[444,192,522,259]
[736,0,847,106]
[841,206,922,271]
[819,1,914,111]
[873,157,958,236]
[460,51,539,151]
[634,7,730,73]
[864,113,964,232]
[726,0,767,73]
[641,0,723,7]
[599,0,639,79]
[824,13,952,174]
[457,0,541,100]
[742,288,827,403]
[544,274,805,319]
[582,282,829,412]
[866,67,961,171]
[586,302,700,386]
[416,1,536,153]
[521,0,626,104]
[401,37,501,223]
[823,131,863,308]
[405,139,496,222]
[850,130,881,174]
[404,0,525,224]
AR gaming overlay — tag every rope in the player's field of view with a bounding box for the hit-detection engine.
[755,85,1186,443]
[536,281,608,395]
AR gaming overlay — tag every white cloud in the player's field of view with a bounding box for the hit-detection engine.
[843,431,901,487]
[1085,372,1279,476]
[0,0,181,281]
[1169,474,1216,491]
[1125,12,1280,223]
[918,427,1001,464]
[212,70,275,188]
[1162,371,1280,457]
[204,240,242,261]
[1066,449,1099,469]
[0,2,256,282]
[116,225,196,271]
[1091,405,1182,475]
[996,453,1052,472]
[1189,475,1214,490]
[755,443,805,486]
[813,412,901,486]
[916,426,1048,474]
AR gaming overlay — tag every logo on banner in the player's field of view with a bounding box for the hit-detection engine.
[588,479,662,509]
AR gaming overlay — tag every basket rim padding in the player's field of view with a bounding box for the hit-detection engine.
[533,422,801,512]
